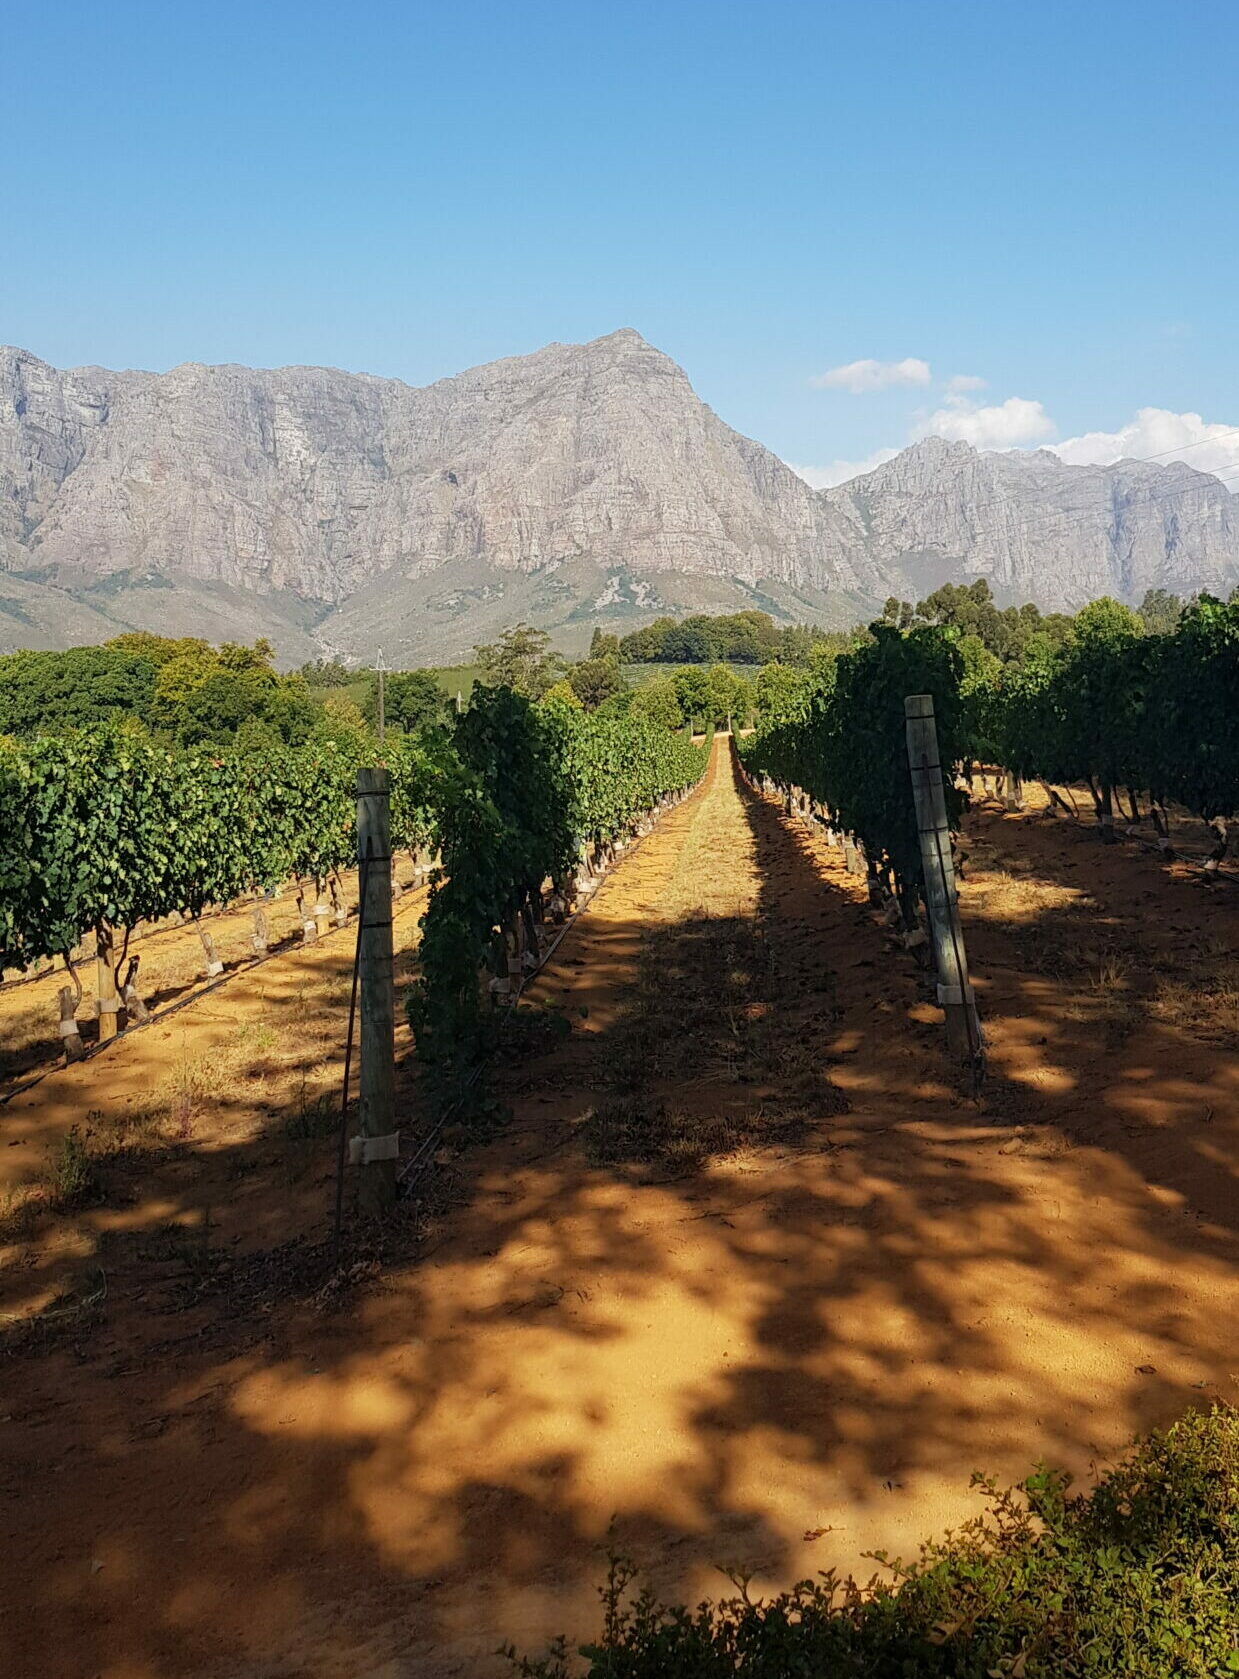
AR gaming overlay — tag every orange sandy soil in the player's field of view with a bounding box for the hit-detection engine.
[3,739,1239,1677]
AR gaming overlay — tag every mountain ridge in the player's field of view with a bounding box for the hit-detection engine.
[3,334,1236,663]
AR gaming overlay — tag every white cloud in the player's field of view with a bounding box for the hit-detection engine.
[793,370,1239,494]
[812,357,931,393]
[786,448,901,489]
[919,395,1056,448]
[1049,407,1239,484]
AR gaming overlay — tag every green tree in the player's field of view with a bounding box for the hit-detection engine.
[367,669,446,734]
[295,655,356,688]
[104,632,208,668]
[0,646,159,736]
[629,677,683,730]
[588,628,622,659]
[539,678,584,710]
[313,691,370,748]
[1137,587,1187,636]
[881,597,917,630]
[662,619,716,663]
[672,666,711,726]
[473,624,565,698]
[731,676,755,729]
[705,663,742,728]
[754,661,807,724]
[618,618,676,662]
[569,656,625,711]
[957,633,1003,767]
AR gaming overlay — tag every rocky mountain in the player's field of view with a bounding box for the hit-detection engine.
[821,436,1239,607]
[2,333,1237,663]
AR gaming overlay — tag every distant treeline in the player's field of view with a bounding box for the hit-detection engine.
[5,587,1220,745]
[614,610,846,666]
[0,634,421,747]
[878,579,1231,661]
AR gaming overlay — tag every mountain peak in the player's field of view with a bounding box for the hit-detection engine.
[589,327,651,348]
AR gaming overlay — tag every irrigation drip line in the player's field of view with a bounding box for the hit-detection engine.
[0,880,430,1107]
[395,798,685,1198]
[0,858,416,996]
[1029,794,1239,887]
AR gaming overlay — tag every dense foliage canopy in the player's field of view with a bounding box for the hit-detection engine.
[0,726,434,976]
[0,635,324,747]
[739,624,964,908]
[740,591,1239,902]
[618,609,844,666]
[411,691,708,1067]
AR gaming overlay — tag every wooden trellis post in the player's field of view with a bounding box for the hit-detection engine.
[905,694,982,1068]
[352,768,398,1215]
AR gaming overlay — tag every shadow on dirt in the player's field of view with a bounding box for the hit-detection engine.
[4,746,1239,1677]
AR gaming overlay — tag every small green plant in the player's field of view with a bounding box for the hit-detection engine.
[232,1018,278,1055]
[48,1124,100,1208]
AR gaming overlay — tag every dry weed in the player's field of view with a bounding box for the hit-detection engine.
[1151,962,1239,1041]
[580,1099,739,1171]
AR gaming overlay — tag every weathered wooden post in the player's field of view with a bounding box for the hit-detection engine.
[375,648,388,745]
[905,694,982,1067]
[352,768,397,1216]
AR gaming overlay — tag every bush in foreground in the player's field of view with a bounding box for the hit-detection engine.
[508,1407,1239,1677]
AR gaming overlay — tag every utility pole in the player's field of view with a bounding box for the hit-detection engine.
[375,648,388,745]
[351,768,397,1215]
[905,694,982,1069]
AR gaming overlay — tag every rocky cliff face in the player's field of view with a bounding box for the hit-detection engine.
[821,436,1239,607]
[2,333,1237,661]
[1,331,866,598]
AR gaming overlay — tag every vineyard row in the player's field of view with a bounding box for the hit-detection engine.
[0,695,710,1059]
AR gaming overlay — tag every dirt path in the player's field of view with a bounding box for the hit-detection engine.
[4,739,1239,1677]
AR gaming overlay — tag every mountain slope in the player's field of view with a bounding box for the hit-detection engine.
[2,334,1237,662]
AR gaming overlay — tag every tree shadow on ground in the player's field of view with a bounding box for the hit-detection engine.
[4,746,1239,1677]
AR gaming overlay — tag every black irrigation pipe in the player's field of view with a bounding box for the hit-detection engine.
[1027,796,1239,889]
[0,858,422,996]
[0,880,430,1108]
[395,791,694,1198]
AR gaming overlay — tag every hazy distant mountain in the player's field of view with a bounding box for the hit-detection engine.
[2,333,1237,663]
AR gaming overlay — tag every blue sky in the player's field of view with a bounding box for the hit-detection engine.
[5,0,1238,485]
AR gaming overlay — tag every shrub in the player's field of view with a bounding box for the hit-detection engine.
[508,1407,1239,1677]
